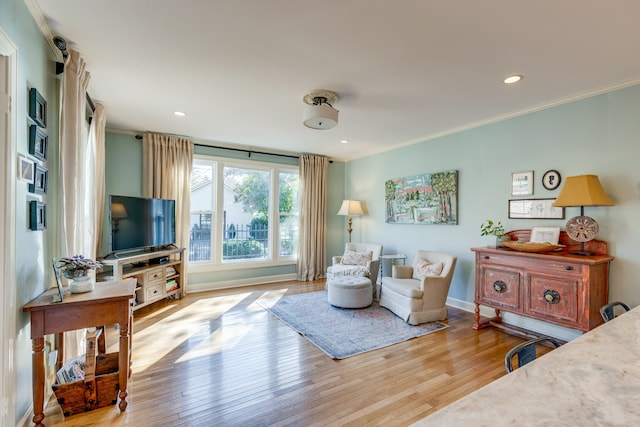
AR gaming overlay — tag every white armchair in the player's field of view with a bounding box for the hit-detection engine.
[326,242,383,286]
[380,250,457,325]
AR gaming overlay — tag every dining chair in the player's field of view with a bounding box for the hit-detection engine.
[599,301,631,322]
[505,336,561,373]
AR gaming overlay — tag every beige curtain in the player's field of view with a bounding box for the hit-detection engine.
[296,154,329,281]
[90,103,106,256]
[58,49,101,360]
[142,133,193,267]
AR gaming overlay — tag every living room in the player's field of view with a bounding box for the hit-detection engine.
[3,1,640,426]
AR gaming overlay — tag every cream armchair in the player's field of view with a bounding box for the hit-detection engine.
[380,250,457,325]
[326,242,383,286]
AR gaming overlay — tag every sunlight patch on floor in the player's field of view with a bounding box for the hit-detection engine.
[132,293,250,371]
[174,322,255,363]
[250,288,288,309]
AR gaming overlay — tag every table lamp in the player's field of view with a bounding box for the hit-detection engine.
[337,200,365,242]
[552,175,614,256]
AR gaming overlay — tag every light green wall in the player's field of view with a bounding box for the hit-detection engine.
[103,134,346,285]
[2,0,61,423]
[346,85,640,339]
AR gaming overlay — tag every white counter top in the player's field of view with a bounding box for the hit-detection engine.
[411,305,640,426]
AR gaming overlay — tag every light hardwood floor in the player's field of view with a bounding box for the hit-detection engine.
[42,280,526,426]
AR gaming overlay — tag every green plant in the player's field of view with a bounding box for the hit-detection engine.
[480,220,505,237]
[56,255,102,279]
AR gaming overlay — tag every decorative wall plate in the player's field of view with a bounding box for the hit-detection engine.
[566,215,599,242]
[542,169,561,190]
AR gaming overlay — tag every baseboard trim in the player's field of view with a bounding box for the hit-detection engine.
[187,273,298,293]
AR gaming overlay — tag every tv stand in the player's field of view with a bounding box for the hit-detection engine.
[99,247,186,311]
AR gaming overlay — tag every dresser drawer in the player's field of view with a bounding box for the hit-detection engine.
[524,273,579,327]
[144,283,165,303]
[478,266,521,311]
[140,268,164,285]
[537,260,583,276]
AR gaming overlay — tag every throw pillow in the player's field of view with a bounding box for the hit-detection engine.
[412,259,444,279]
[340,250,373,266]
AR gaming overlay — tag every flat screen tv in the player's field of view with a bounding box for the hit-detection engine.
[109,195,176,255]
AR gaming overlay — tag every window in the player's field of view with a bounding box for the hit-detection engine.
[189,156,299,265]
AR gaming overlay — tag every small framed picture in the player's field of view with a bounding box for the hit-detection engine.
[511,171,534,196]
[29,164,48,195]
[29,200,46,231]
[508,198,565,219]
[530,226,561,244]
[18,155,34,182]
[542,170,561,190]
[29,88,47,128]
[28,125,48,161]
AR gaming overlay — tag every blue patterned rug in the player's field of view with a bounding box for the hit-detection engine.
[258,291,448,359]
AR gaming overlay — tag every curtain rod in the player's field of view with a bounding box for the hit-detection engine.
[134,135,332,163]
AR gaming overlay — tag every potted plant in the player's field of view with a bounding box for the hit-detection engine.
[480,220,509,247]
[56,255,102,293]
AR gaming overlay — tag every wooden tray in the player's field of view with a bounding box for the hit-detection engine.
[501,241,565,253]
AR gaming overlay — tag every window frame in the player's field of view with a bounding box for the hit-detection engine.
[189,154,298,271]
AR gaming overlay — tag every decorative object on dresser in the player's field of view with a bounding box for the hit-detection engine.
[480,219,508,247]
[552,174,614,256]
[472,229,613,337]
[336,199,365,243]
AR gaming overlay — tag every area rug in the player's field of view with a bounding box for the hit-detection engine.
[258,291,447,359]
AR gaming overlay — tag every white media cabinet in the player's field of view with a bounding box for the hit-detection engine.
[100,247,186,311]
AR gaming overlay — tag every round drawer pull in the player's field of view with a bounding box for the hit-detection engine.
[493,280,507,293]
[544,290,560,304]
[483,256,490,259]
[565,266,573,271]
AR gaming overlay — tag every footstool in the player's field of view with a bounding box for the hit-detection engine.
[327,276,373,308]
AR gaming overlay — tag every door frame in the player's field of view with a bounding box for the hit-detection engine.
[0,26,18,425]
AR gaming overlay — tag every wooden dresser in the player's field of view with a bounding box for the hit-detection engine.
[472,230,613,334]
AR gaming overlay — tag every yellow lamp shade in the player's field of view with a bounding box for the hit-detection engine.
[552,175,614,207]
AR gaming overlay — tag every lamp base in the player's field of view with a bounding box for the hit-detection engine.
[569,250,594,256]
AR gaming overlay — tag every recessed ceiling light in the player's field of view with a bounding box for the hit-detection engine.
[503,75,523,84]
[173,111,186,117]
[340,140,349,144]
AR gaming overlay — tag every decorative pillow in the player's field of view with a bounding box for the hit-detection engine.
[340,250,373,266]
[412,259,444,279]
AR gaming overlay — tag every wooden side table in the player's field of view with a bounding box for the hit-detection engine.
[23,279,136,427]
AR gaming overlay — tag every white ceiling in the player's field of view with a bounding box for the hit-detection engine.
[32,0,640,161]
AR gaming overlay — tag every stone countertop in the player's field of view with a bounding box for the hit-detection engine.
[411,305,640,426]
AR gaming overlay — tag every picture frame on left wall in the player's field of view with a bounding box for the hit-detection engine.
[28,124,48,161]
[18,155,34,182]
[29,87,47,128]
[29,200,46,231]
[28,164,48,195]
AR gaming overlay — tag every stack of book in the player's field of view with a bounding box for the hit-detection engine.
[166,279,178,292]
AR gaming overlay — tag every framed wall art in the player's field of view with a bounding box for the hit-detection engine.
[384,170,458,225]
[29,87,47,128]
[508,198,564,219]
[28,124,48,161]
[18,155,34,182]
[542,169,561,190]
[29,164,48,195]
[511,171,534,196]
[29,200,46,231]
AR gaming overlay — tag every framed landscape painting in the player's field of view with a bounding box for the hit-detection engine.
[385,170,458,224]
